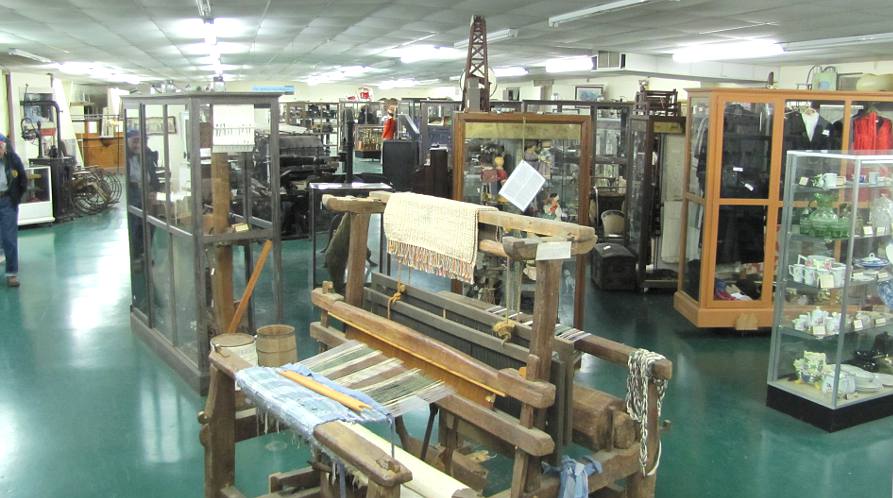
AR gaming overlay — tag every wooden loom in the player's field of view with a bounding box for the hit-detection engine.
[200,191,673,498]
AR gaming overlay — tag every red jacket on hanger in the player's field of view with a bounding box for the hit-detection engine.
[852,111,893,150]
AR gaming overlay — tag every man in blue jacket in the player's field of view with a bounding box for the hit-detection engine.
[0,133,29,287]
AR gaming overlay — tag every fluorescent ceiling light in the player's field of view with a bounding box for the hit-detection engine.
[454,28,518,49]
[386,45,463,64]
[494,66,528,77]
[545,56,594,73]
[672,40,783,63]
[549,0,665,27]
[203,19,216,46]
[783,32,893,51]
[8,48,52,64]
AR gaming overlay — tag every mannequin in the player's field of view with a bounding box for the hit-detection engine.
[381,98,398,140]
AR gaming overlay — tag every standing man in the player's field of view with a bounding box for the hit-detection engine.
[0,133,28,288]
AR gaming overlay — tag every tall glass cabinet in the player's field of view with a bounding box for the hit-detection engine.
[768,150,893,431]
[123,92,283,392]
[676,89,893,330]
[452,112,591,328]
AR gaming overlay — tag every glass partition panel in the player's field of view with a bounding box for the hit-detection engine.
[149,224,174,343]
[201,103,273,233]
[125,106,144,208]
[682,200,704,300]
[167,104,192,232]
[688,97,710,197]
[128,211,149,315]
[144,104,168,221]
[171,232,196,349]
[714,205,767,301]
[720,101,774,199]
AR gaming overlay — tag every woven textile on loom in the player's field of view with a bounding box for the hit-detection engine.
[236,341,452,442]
[383,192,497,283]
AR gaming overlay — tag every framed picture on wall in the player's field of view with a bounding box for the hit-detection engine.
[146,116,177,135]
[575,85,605,102]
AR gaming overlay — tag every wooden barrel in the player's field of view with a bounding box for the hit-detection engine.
[210,333,257,366]
[256,324,297,367]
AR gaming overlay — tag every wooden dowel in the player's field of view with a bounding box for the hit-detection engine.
[226,240,273,334]
[278,370,370,413]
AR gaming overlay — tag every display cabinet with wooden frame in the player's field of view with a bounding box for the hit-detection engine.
[452,112,591,328]
[676,88,893,330]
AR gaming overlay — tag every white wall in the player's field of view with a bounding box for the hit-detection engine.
[777,60,893,89]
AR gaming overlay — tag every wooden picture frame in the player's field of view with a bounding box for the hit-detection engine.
[575,85,605,102]
[146,116,177,135]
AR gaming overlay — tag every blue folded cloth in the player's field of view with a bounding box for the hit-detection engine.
[542,455,603,498]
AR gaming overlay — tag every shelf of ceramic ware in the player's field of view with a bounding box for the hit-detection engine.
[789,231,893,243]
[768,378,893,408]
[779,321,893,341]
[785,279,880,294]
[794,182,893,195]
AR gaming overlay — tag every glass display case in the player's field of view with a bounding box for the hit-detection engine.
[676,89,893,330]
[18,165,53,225]
[626,114,686,289]
[123,92,283,392]
[355,124,384,159]
[768,150,893,431]
[452,112,591,327]
[284,101,339,156]
[419,100,460,167]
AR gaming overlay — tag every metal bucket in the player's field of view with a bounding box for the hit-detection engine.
[210,332,258,366]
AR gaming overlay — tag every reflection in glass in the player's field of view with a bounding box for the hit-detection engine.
[150,224,174,343]
[172,233,196,350]
[128,211,149,315]
[144,105,169,221]
[720,102,773,199]
[125,107,145,208]
[714,206,767,301]
[166,104,192,232]
[682,201,704,300]
[626,122,648,254]
[780,100,843,198]
[688,98,710,198]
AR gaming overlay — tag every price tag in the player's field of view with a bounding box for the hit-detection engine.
[878,226,888,236]
[877,318,887,327]
[879,271,891,281]
[864,226,875,236]
[854,319,864,330]
[853,271,865,281]
[819,274,836,289]
[799,177,809,186]
[812,324,826,336]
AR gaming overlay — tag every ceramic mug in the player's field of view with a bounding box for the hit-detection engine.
[831,263,847,287]
[789,263,806,283]
[799,254,834,270]
[804,267,818,286]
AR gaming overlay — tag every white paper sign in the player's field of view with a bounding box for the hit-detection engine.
[799,177,809,186]
[877,318,887,327]
[854,319,864,330]
[819,274,835,289]
[536,241,572,261]
[878,226,888,236]
[500,160,546,212]
[864,226,875,236]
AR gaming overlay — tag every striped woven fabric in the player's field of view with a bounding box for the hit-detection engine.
[384,192,496,283]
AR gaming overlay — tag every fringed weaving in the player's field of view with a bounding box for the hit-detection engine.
[383,192,496,283]
[235,341,453,445]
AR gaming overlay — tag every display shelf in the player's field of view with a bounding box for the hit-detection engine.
[768,149,893,430]
[769,379,893,409]
[675,88,893,330]
[789,232,893,243]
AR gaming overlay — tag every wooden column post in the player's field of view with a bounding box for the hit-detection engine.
[627,382,660,498]
[211,152,234,334]
[344,212,371,307]
[202,366,235,498]
[511,259,561,498]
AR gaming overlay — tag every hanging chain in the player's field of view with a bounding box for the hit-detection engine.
[626,349,668,476]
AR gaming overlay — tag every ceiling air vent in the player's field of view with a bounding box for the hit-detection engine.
[596,51,626,70]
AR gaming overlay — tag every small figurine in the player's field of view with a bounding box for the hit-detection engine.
[543,193,564,220]
[493,155,508,183]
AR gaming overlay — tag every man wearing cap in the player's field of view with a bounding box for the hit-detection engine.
[0,133,28,287]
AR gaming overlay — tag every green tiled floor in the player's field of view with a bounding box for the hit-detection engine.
[0,202,890,497]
